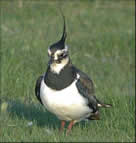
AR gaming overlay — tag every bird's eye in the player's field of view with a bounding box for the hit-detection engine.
[59,53,64,57]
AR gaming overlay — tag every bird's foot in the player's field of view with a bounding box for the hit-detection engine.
[59,120,66,133]
[66,120,75,135]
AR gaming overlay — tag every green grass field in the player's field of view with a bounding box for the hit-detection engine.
[0,0,135,142]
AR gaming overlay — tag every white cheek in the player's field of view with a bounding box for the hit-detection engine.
[54,53,58,60]
[51,63,64,74]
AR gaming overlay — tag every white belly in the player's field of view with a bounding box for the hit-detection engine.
[40,79,92,121]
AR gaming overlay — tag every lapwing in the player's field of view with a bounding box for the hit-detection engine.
[35,15,112,134]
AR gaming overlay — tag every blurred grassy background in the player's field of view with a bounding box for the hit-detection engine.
[0,0,135,142]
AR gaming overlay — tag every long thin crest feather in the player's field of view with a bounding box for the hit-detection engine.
[60,10,67,43]
[48,9,67,51]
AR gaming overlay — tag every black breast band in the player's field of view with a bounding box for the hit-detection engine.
[44,64,76,90]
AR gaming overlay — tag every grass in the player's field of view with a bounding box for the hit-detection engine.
[0,0,135,142]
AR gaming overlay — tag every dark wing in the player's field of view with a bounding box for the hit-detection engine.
[35,75,44,105]
[73,66,112,113]
[73,66,98,113]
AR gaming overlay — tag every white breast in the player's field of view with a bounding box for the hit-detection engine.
[40,78,92,122]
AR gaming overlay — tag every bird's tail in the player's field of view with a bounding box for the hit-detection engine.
[94,96,112,108]
[97,103,112,108]
[87,97,112,121]
[87,102,112,121]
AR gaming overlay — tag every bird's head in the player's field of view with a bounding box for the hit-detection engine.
[48,15,70,74]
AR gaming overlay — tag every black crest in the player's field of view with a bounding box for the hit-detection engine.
[49,13,67,52]
[60,12,67,44]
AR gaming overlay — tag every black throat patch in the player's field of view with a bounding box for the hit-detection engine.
[44,62,76,90]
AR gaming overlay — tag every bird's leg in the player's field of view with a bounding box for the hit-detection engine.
[66,120,75,135]
[59,120,66,132]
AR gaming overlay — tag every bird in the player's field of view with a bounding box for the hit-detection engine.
[35,15,112,134]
